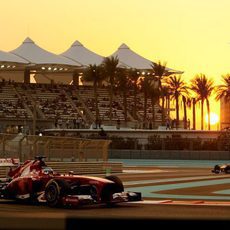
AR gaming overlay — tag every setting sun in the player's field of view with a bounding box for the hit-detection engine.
[205,112,219,125]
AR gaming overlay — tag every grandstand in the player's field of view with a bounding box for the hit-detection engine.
[0,81,166,134]
[0,38,184,134]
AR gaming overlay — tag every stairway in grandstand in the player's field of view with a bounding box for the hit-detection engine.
[115,89,142,121]
[67,87,95,124]
[74,86,133,124]
[14,84,43,119]
[0,82,32,119]
[15,83,85,126]
[115,90,163,127]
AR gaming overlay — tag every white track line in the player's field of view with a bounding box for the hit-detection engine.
[131,200,230,206]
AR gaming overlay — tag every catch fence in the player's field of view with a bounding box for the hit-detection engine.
[0,133,111,162]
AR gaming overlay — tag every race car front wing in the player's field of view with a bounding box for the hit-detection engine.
[61,191,142,206]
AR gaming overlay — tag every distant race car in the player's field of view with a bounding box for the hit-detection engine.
[0,156,141,207]
[212,164,230,174]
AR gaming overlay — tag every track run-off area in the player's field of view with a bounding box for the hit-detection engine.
[119,159,230,204]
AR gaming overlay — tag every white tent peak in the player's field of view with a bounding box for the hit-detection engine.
[23,37,35,44]
[111,44,154,70]
[71,40,83,47]
[61,41,104,66]
[111,43,182,73]
[11,37,79,66]
[118,43,130,49]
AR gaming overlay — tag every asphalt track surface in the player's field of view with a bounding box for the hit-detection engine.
[1,160,230,230]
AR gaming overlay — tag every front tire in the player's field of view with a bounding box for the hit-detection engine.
[102,175,124,206]
[105,175,124,192]
[45,179,69,207]
[224,165,230,174]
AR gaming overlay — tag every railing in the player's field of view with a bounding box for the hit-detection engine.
[0,133,111,162]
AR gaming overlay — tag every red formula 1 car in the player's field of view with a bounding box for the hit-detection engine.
[0,157,141,207]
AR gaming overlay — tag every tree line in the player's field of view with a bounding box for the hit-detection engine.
[81,56,230,130]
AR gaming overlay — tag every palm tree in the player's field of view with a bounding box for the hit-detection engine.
[102,56,119,123]
[139,75,160,129]
[82,64,105,122]
[139,76,149,128]
[192,98,197,130]
[151,61,175,126]
[160,85,171,125]
[215,74,230,130]
[148,77,161,129]
[185,97,197,130]
[151,61,169,89]
[215,74,230,102]
[166,75,189,129]
[115,68,130,122]
[190,74,214,130]
[182,95,192,129]
[128,69,141,119]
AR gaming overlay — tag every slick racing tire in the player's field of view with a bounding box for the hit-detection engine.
[45,179,69,207]
[102,175,124,206]
[224,165,230,174]
[105,175,124,192]
[213,165,221,174]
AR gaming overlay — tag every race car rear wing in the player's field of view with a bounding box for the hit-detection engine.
[0,158,20,167]
[0,158,20,180]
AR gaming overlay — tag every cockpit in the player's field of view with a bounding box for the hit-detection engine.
[41,167,54,175]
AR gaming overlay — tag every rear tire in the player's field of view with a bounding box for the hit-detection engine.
[214,165,221,174]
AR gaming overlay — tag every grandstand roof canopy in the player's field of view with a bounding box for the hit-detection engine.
[111,43,183,73]
[10,37,80,67]
[111,43,154,70]
[0,50,28,64]
[61,40,104,67]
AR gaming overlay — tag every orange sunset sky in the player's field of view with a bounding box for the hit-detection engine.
[1,0,230,129]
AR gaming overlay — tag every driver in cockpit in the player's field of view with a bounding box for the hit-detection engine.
[42,167,54,175]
